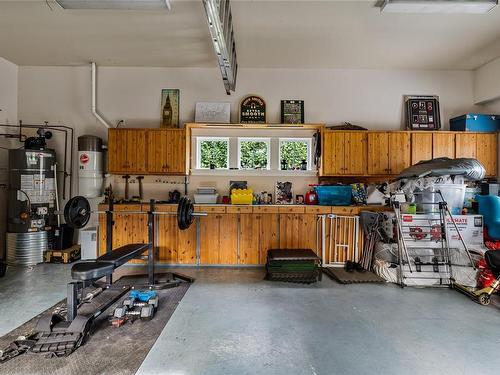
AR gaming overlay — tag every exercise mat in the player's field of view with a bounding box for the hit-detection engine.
[0,276,191,375]
[322,267,385,284]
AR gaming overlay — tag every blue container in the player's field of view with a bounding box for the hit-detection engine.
[450,113,500,132]
[314,185,352,206]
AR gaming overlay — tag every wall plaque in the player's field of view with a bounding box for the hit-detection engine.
[239,95,266,123]
[281,100,304,124]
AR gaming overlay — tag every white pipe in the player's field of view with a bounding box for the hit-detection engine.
[91,62,111,129]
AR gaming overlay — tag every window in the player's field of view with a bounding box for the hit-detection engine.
[238,138,270,170]
[196,137,229,169]
[279,138,312,171]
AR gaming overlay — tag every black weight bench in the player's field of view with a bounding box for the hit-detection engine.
[71,243,150,281]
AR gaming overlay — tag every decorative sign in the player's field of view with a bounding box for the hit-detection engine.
[239,95,266,123]
[404,95,440,130]
[281,100,304,124]
[195,102,231,123]
[161,89,180,128]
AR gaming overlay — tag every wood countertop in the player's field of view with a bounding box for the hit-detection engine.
[98,203,390,215]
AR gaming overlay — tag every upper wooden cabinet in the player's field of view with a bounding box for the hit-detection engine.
[147,129,186,174]
[411,133,433,165]
[367,132,410,175]
[108,128,187,175]
[432,133,455,159]
[322,131,367,175]
[476,133,497,177]
[108,129,147,174]
[323,129,497,178]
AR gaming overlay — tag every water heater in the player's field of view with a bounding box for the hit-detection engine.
[78,135,103,198]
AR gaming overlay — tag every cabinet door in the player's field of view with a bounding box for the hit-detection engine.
[239,214,260,265]
[259,213,279,264]
[411,133,433,165]
[432,133,455,159]
[199,215,221,264]
[108,129,128,173]
[219,214,238,264]
[322,131,345,175]
[344,132,367,175]
[157,215,178,263]
[367,133,389,175]
[455,133,477,158]
[389,133,411,174]
[176,220,197,264]
[279,213,302,248]
[476,133,498,177]
[165,129,186,174]
[147,130,169,174]
[126,129,147,173]
[297,214,319,255]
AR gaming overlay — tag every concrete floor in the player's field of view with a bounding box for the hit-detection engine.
[2,265,500,375]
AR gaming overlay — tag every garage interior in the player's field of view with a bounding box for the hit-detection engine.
[1,1,500,374]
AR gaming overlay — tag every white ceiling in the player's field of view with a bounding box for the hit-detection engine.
[1,0,500,70]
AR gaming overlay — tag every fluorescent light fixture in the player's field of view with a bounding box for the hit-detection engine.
[55,0,171,10]
[381,0,498,13]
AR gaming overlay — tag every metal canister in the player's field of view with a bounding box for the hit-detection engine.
[6,231,48,266]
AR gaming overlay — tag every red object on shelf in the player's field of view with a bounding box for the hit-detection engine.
[305,188,318,205]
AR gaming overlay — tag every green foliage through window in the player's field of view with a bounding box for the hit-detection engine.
[199,139,228,169]
[239,140,269,169]
[280,141,309,170]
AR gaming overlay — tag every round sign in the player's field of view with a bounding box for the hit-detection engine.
[80,153,89,164]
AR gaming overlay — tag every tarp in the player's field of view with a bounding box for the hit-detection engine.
[396,157,485,181]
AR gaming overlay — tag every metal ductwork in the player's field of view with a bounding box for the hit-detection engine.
[202,0,238,95]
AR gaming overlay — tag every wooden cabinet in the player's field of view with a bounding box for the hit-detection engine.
[367,132,410,175]
[322,131,367,175]
[476,133,498,177]
[455,133,477,158]
[108,129,147,174]
[278,213,319,255]
[432,133,455,159]
[108,128,186,175]
[411,133,433,164]
[199,214,238,265]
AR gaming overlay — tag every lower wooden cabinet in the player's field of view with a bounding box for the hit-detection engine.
[200,214,238,265]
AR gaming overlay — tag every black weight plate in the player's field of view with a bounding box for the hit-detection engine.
[64,196,91,229]
[177,197,194,230]
[177,197,188,230]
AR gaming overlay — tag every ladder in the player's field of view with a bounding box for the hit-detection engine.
[392,191,474,288]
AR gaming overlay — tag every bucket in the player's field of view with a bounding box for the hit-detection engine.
[415,184,466,215]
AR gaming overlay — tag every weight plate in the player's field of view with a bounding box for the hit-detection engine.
[64,196,91,229]
[177,197,194,230]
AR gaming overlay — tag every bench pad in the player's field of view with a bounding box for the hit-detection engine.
[72,261,115,281]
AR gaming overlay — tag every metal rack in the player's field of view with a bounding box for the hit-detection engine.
[392,191,474,288]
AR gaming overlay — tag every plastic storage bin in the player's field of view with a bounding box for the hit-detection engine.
[314,185,352,206]
[194,194,219,204]
[415,184,466,215]
[450,113,500,132]
[231,188,253,205]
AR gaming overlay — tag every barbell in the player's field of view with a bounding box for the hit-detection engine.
[60,196,204,230]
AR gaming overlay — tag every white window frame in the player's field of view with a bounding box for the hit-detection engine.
[278,137,312,171]
[237,137,271,170]
[196,136,230,170]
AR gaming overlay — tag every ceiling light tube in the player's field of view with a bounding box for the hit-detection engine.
[55,0,171,11]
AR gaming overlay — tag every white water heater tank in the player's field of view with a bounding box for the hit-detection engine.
[78,135,103,198]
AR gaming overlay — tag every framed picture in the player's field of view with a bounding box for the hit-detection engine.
[161,89,180,128]
[404,95,440,130]
[281,100,304,124]
[275,181,293,205]
[239,95,266,123]
[195,102,231,123]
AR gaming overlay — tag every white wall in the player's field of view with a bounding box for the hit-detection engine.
[474,56,500,104]
[17,65,479,199]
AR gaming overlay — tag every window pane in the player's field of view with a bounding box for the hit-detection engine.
[199,140,228,169]
[280,140,309,170]
[239,140,269,169]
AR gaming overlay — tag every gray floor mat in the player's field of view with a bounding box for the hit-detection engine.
[322,267,385,284]
[0,278,190,375]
